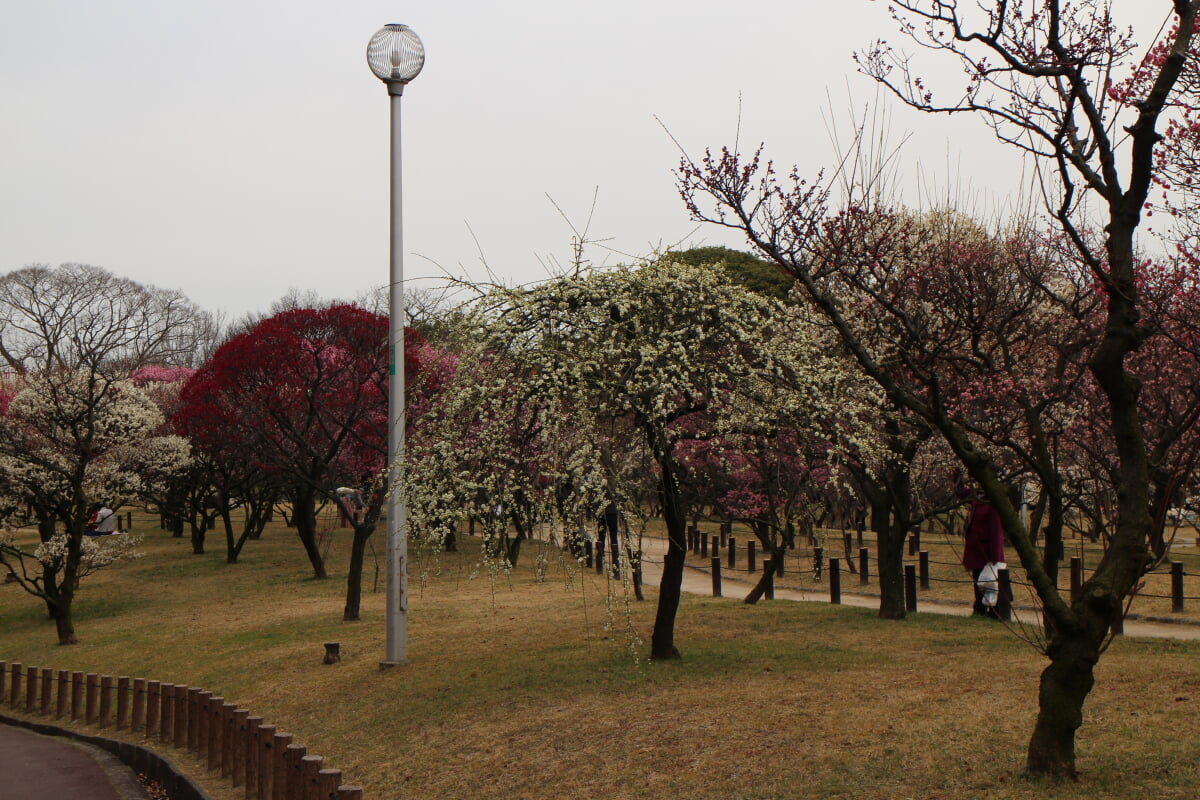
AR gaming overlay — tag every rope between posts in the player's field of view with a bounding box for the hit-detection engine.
[923,575,977,585]
[1136,591,1200,601]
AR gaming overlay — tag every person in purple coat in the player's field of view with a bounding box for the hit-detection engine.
[962,491,1006,617]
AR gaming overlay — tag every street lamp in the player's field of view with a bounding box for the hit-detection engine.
[368,23,424,668]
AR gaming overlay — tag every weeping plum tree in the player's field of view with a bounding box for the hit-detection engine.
[678,0,1200,778]
[448,258,855,658]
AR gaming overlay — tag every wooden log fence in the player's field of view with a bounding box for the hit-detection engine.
[0,662,364,800]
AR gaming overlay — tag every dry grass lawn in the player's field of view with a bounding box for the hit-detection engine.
[2,511,1200,799]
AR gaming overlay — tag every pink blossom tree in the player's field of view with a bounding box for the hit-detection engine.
[678,1,1200,776]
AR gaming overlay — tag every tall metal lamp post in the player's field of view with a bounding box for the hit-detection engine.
[367,23,424,667]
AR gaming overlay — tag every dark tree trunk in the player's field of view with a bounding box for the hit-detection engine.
[650,453,688,660]
[50,532,81,646]
[876,508,908,620]
[219,508,237,563]
[743,548,782,604]
[291,486,328,579]
[1023,627,1101,779]
[343,521,377,621]
[53,603,78,646]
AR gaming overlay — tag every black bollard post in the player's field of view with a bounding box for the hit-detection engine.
[829,557,841,605]
[1172,561,1185,612]
[997,568,1013,622]
[1070,556,1083,605]
[728,538,737,570]
[711,557,722,597]
[904,565,918,612]
[919,551,930,590]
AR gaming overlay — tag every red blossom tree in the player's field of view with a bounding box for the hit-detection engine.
[175,304,435,620]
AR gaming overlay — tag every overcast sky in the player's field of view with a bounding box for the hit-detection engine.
[0,1,1175,321]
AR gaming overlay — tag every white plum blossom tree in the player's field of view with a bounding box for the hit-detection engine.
[409,257,860,658]
[0,264,206,645]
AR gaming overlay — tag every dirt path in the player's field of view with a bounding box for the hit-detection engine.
[633,536,1200,641]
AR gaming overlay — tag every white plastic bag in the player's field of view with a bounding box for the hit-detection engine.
[977,561,1004,607]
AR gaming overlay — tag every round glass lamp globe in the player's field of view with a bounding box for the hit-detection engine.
[367,24,425,83]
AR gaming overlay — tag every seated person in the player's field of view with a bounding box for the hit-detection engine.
[85,504,118,536]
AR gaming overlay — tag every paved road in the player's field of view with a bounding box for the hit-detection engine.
[0,721,151,800]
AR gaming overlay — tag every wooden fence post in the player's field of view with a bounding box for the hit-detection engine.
[272,732,293,800]
[747,541,756,574]
[131,678,146,731]
[301,754,323,800]
[859,547,869,585]
[222,703,237,779]
[116,677,130,729]
[335,786,363,800]
[208,696,225,771]
[285,743,307,800]
[728,538,736,569]
[232,709,249,786]
[56,670,69,720]
[159,683,175,743]
[85,673,99,724]
[145,680,160,733]
[243,716,262,798]
[71,671,85,722]
[9,663,21,708]
[918,551,930,590]
[317,770,343,800]
[41,669,53,716]
[188,688,202,752]
[197,691,213,755]
[256,724,277,800]
[99,674,113,728]
[175,686,189,748]
[25,666,37,713]
[711,557,722,597]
